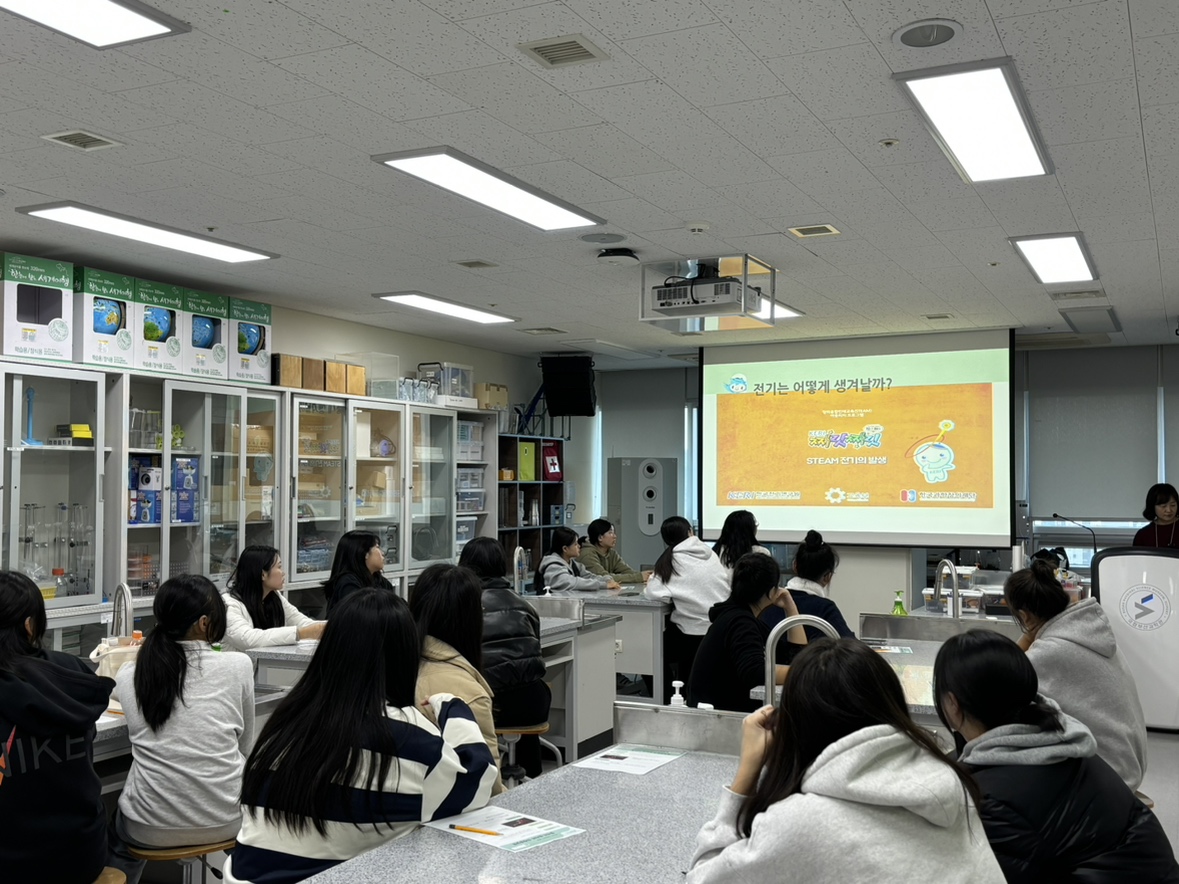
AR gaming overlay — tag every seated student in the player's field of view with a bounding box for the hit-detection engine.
[323,530,395,616]
[712,510,771,576]
[222,545,324,651]
[1005,560,1148,792]
[109,575,255,884]
[226,590,495,883]
[687,638,1005,884]
[459,537,551,780]
[535,527,620,593]
[0,571,115,884]
[762,530,855,641]
[644,516,732,699]
[411,563,505,794]
[577,519,650,584]
[935,630,1179,883]
[687,553,807,713]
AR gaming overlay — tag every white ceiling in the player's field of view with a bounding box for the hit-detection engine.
[0,0,1176,368]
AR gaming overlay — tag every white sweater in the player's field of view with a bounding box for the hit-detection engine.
[221,592,317,651]
[644,536,733,635]
[115,643,255,846]
[688,724,1005,884]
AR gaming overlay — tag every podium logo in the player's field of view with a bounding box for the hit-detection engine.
[900,489,917,502]
[1119,584,1172,632]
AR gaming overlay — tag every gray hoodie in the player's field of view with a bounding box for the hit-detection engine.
[1027,597,1147,790]
[687,724,1005,883]
[959,695,1097,768]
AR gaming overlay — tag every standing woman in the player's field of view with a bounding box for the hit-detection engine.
[712,510,771,574]
[323,530,394,616]
[108,575,255,884]
[223,545,324,650]
[687,638,1005,884]
[410,563,505,793]
[0,571,114,884]
[536,527,620,593]
[460,537,551,780]
[1133,483,1179,548]
[226,590,494,883]
[762,529,855,641]
[1005,559,1148,791]
[578,519,650,584]
[644,516,732,698]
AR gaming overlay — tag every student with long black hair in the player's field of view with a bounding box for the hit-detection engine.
[223,545,324,650]
[712,510,771,574]
[410,563,504,793]
[323,530,395,616]
[688,638,1005,883]
[108,575,255,883]
[762,529,854,641]
[226,589,494,883]
[644,516,731,699]
[935,630,1179,882]
[0,571,114,884]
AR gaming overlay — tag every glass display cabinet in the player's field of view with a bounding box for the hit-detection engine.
[409,407,455,571]
[292,397,346,582]
[350,402,404,570]
[3,365,105,609]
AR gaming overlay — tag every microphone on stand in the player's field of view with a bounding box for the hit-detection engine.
[1052,513,1098,560]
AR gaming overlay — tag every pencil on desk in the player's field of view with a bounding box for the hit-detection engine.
[449,824,501,836]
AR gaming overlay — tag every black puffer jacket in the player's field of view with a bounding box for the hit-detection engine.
[480,577,545,693]
[961,700,1179,883]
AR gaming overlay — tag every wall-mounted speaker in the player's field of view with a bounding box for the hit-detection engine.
[541,354,596,417]
[607,457,678,568]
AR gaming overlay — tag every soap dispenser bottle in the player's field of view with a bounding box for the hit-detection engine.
[891,590,908,617]
[669,680,686,707]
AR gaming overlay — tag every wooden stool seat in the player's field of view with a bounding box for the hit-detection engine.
[93,868,127,884]
[128,839,235,862]
[495,722,550,737]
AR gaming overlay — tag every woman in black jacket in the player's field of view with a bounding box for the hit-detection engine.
[459,538,551,778]
[323,530,395,616]
[934,629,1179,883]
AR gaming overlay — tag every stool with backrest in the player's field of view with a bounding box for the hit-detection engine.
[496,722,559,788]
[128,839,235,884]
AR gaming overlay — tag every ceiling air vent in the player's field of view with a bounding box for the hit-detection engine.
[519,327,567,336]
[42,130,121,152]
[1049,289,1105,302]
[787,224,840,238]
[518,34,609,68]
[923,313,953,320]
[455,259,498,269]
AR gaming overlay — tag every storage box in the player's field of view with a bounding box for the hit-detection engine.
[338,352,399,399]
[346,364,366,395]
[134,279,184,373]
[229,298,272,384]
[518,441,537,481]
[74,267,135,367]
[271,353,303,388]
[458,440,484,461]
[418,362,477,408]
[135,490,162,524]
[475,383,509,410]
[457,490,486,512]
[3,253,75,361]
[457,468,485,489]
[171,457,199,523]
[302,358,325,391]
[326,360,347,394]
[182,290,229,380]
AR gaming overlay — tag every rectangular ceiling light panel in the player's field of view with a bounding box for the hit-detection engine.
[0,0,190,48]
[17,202,275,263]
[1010,233,1095,284]
[373,147,604,231]
[895,58,1050,183]
[752,300,803,321]
[374,292,515,325]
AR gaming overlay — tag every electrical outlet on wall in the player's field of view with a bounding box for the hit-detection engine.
[614,638,623,654]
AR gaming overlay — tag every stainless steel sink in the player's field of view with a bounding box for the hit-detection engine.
[525,594,584,623]
[860,612,1023,643]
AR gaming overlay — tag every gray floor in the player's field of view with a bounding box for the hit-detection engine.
[1143,731,1179,847]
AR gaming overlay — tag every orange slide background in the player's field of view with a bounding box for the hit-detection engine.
[716,383,993,507]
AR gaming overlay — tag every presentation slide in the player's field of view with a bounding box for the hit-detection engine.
[701,331,1012,547]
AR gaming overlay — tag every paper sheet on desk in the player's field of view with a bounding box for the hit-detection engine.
[573,744,684,775]
[426,806,583,852]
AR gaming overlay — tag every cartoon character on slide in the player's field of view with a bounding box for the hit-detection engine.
[908,420,956,484]
[725,374,748,393]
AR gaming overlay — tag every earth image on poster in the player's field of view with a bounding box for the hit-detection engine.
[191,315,216,349]
[93,298,123,335]
[143,306,173,342]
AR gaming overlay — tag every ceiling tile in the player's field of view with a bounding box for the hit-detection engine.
[1027,78,1141,149]
[1081,212,1158,244]
[826,109,947,168]
[846,0,1006,72]
[703,94,839,159]
[655,130,779,187]
[1052,136,1151,219]
[1128,0,1179,38]
[429,62,603,132]
[716,178,827,220]
[976,176,1077,233]
[995,2,1134,92]
[503,158,631,204]
[765,43,911,120]
[988,0,1117,19]
[420,0,544,21]
[535,124,674,177]
[565,0,720,40]
[767,147,881,197]
[265,96,425,152]
[185,0,351,59]
[1133,32,1179,106]
[579,196,683,232]
[871,160,976,203]
[907,195,999,231]
[709,0,866,59]
[117,80,314,144]
[403,110,563,167]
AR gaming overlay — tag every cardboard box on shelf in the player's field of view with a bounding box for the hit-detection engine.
[346,363,366,395]
[74,267,135,368]
[476,383,509,410]
[271,353,303,387]
[182,290,229,380]
[326,360,347,393]
[302,358,325,391]
[229,298,272,384]
[2,253,74,361]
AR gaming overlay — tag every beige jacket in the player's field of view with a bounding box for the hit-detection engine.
[415,636,504,794]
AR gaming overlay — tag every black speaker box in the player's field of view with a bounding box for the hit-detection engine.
[541,355,596,416]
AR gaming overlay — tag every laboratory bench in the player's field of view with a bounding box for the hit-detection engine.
[306,746,734,884]
[572,589,671,704]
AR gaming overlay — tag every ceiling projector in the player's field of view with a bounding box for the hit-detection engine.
[649,277,762,317]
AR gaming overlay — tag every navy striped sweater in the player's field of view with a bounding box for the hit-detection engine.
[225,694,496,884]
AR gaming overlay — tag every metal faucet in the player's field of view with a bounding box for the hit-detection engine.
[764,614,840,701]
[111,581,133,638]
[930,559,960,618]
